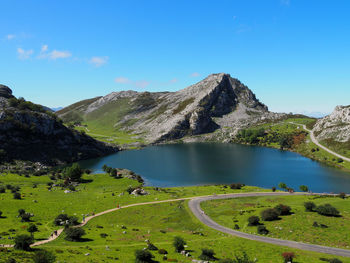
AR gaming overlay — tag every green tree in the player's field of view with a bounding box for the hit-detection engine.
[278,182,287,190]
[261,208,279,221]
[63,163,83,182]
[64,227,85,241]
[135,249,154,263]
[27,224,38,238]
[299,185,309,192]
[199,248,216,260]
[14,234,34,251]
[173,236,186,252]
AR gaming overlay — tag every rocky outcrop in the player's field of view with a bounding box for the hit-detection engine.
[0,85,13,99]
[58,73,285,143]
[0,87,117,166]
[313,105,350,142]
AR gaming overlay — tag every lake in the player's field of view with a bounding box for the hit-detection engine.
[79,143,350,193]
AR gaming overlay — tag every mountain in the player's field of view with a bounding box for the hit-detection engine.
[58,73,284,143]
[313,105,350,143]
[51,107,63,112]
[0,85,117,167]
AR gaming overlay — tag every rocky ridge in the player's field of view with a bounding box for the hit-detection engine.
[58,73,285,143]
[313,105,350,142]
[0,87,117,166]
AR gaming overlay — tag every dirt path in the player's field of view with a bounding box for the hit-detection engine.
[291,122,350,162]
[2,192,350,258]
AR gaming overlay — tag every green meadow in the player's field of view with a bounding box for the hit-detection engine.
[201,194,350,249]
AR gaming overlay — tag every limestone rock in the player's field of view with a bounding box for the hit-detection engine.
[0,85,13,98]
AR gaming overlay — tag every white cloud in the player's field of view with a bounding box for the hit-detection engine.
[190,72,200,77]
[41,44,48,52]
[170,78,178,83]
[6,34,15,40]
[48,50,72,59]
[89,56,108,67]
[17,48,33,60]
[114,77,130,83]
[135,80,150,89]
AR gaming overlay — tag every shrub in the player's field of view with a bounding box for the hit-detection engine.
[147,242,158,251]
[20,213,33,222]
[248,216,260,226]
[27,224,38,237]
[13,192,21,199]
[173,236,186,252]
[0,186,5,193]
[230,183,244,189]
[274,204,292,215]
[299,185,309,192]
[135,249,154,263]
[54,214,78,226]
[100,233,108,238]
[158,248,168,254]
[231,251,256,263]
[257,225,269,235]
[338,192,346,199]
[329,259,343,263]
[199,248,216,260]
[271,186,276,192]
[64,227,85,241]
[282,252,296,263]
[278,182,287,190]
[14,234,34,251]
[33,250,56,263]
[0,211,2,218]
[316,204,340,217]
[18,209,26,216]
[63,163,83,182]
[261,208,279,221]
[304,201,316,212]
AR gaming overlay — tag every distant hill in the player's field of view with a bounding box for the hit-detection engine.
[57,73,285,143]
[0,85,117,166]
[51,107,63,112]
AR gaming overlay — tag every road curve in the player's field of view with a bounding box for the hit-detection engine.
[291,122,350,163]
[188,192,350,257]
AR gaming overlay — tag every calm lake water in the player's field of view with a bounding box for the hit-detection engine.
[79,143,350,193]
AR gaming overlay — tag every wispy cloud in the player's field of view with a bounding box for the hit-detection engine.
[17,48,33,60]
[190,72,200,77]
[6,34,15,40]
[281,0,290,6]
[37,45,72,60]
[114,77,130,83]
[236,24,252,34]
[170,78,178,83]
[135,80,150,89]
[89,56,108,67]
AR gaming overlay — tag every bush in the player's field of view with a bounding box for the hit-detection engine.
[54,214,79,226]
[278,182,287,190]
[257,225,269,235]
[158,248,168,254]
[64,227,85,241]
[304,201,316,212]
[0,186,5,193]
[248,216,260,226]
[100,233,108,238]
[274,204,292,216]
[230,251,256,263]
[14,234,34,251]
[316,204,340,217]
[199,248,216,260]
[329,259,343,263]
[13,192,21,199]
[135,249,154,263]
[282,252,296,263]
[261,208,279,221]
[20,213,33,222]
[27,224,38,237]
[173,236,186,252]
[271,186,276,192]
[33,250,56,263]
[230,183,244,189]
[147,242,158,251]
[338,192,346,199]
[0,211,2,218]
[299,185,309,192]
[63,163,83,182]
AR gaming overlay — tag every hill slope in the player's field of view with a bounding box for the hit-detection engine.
[58,73,284,143]
[0,85,117,166]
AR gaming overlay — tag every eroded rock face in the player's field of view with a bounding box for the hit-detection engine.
[0,85,13,98]
[0,88,117,165]
[58,73,284,143]
[313,105,350,142]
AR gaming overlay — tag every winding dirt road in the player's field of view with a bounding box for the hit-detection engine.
[291,122,350,163]
[2,192,350,258]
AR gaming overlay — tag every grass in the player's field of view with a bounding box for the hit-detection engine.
[201,194,350,249]
[1,173,350,262]
[172,97,195,114]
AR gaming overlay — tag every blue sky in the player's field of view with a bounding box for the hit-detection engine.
[1,0,349,115]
